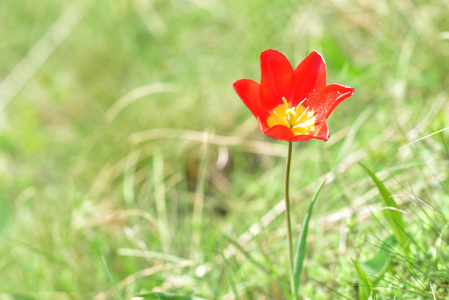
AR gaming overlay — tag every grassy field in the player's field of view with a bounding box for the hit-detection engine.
[1,0,449,299]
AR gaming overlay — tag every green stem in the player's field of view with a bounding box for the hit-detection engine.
[284,141,297,299]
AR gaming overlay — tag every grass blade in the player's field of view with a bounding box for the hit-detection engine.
[101,256,124,300]
[220,244,242,300]
[359,163,409,253]
[352,259,376,300]
[292,178,326,294]
[134,292,209,300]
[223,235,268,274]
[154,153,171,253]
[361,236,395,280]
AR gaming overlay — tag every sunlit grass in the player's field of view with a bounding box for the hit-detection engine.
[1,0,449,299]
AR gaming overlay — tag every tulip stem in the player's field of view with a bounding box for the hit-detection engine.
[284,141,297,299]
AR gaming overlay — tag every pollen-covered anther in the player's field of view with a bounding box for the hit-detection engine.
[285,107,297,127]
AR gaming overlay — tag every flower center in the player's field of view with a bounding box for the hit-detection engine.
[267,97,316,135]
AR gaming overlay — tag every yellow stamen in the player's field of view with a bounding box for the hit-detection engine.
[296,106,309,123]
[266,97,316,135]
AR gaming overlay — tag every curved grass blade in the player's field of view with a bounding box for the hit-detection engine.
[352,259,376,300]
[359,163,409,253]
[293,178,326,295]
[134,292,209,300]
[362,236,395,280]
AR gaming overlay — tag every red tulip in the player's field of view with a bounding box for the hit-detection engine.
[233,50,354,142]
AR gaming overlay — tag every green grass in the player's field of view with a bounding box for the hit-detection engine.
[1,0,449,299]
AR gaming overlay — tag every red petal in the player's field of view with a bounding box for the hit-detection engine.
[308,84,354,123]
[233,79,269,120]
[260,49,294,110]
[313,122,330,141]
[260,121,329,142]
[290,135,314,142]
[289,123,328,142]
[263,124,295,142]
[293,51,327,106]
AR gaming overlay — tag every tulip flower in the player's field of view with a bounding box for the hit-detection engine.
[232,49,355,299]
[233,49,354,142]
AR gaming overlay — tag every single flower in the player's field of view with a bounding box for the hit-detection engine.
[233,50,355,142]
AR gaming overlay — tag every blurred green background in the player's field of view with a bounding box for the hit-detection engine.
[1,0,449,299]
